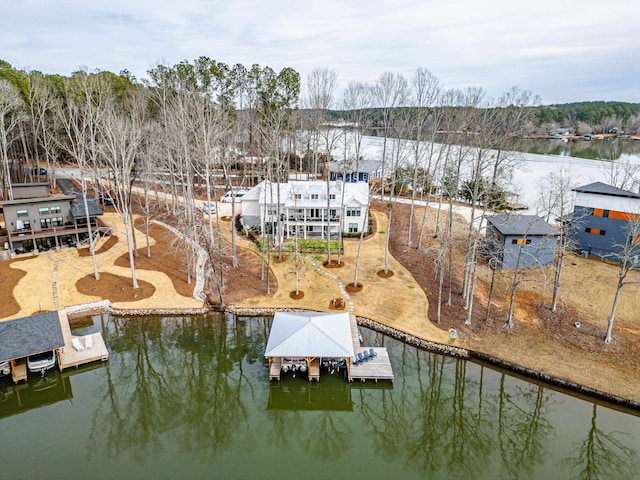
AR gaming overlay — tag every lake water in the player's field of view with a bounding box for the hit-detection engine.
[336,133,640,214]
[1,314,639,480]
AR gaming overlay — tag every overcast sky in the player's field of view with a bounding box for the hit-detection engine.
[2,0,638,105]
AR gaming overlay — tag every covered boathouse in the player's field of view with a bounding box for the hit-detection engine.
[264,311,394,383]
[0,310,109,384]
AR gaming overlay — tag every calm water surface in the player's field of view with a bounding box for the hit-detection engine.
[1,314,639,480]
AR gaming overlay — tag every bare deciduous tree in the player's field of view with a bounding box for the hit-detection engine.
[604,215,640,343]
[0,79,24,200]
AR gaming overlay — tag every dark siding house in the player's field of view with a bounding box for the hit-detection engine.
[486,215,559,270]
[327,159,381,183]
[570,182,640,261]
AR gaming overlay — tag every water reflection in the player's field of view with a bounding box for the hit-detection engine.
[1,314,639,480]
[525,138,640,161]
[268,377,354,411]
[565,403,638,480]
[0,369,72,419]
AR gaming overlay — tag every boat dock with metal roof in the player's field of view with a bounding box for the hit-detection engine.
[264,311,394,384]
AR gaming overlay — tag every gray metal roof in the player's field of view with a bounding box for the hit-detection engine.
[488,214,559,236]
[70,198,104,218]
[0,195,75,207]
[0,312,65,362]
[264,312,355,358]
[573,182,640,199]
[328,159,381,173]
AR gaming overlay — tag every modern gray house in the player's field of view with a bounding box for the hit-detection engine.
[486,214,559,270]
[570,182,640,261]
[1,184,103,254]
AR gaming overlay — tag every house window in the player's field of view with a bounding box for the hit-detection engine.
[330,194,336,200]
[50,206,61,214]
[349,223,358,233]
[608,210,638,221]
[16,219,30,230]
[511,239,531,245]
[593,208,638,221]
[347,207,361,217]
[311,194,319,200]
[493,233,500,240]
[52,217,64,227]
[585,227,606,235]
[330,209,337,219]
[266,205,277,215]
[38,207,50,215]
[294,193,302,200]
[40,218,52,229]
[17,209,28,218]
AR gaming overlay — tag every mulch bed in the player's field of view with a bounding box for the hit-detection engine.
[76,272,156,302]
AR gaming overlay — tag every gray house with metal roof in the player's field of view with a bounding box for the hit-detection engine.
[1,184,103,254]
[486,214,560,270]
[327,159,381,183]
[570,182,640,261]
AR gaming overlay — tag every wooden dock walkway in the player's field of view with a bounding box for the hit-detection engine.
[57,310,109,370]
[308,358,320,382]
[11,358,27,384]
[269,357,282,381]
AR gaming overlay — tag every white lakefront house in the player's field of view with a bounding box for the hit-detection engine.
[241,180,369,243]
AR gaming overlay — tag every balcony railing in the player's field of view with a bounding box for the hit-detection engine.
[286,217,340,222]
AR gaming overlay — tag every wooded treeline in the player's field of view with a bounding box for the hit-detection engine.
[328,101,640,136]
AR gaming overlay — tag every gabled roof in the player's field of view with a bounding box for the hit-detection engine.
[573,182,640,199]
[264,311,355,358]
[328,159,381,174]
[0,312,64,362]
[488,214,559,236]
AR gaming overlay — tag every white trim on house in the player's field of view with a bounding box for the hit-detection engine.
[241,180,369,242]
[574,192,640,213]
